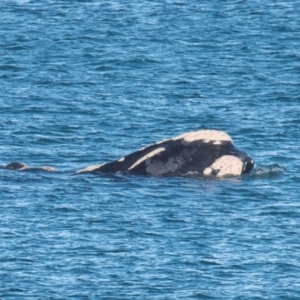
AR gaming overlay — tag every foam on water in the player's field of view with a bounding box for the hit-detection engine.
[251,164,286,177]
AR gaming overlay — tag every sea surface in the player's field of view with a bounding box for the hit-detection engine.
[1,0,300,299]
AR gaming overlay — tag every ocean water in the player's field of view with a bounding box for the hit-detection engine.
[1,0,300,299]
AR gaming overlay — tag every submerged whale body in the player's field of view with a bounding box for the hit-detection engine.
[77,130,255,177]
[1,162,56,172]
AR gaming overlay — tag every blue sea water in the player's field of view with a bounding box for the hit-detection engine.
[1,0,300,299]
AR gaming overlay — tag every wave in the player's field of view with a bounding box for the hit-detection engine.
[250,164,285,177]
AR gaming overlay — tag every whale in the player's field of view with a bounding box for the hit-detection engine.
[77,129,254,177]
[1,162,56,172]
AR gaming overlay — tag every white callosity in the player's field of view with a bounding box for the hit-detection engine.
[173,129,232,143]
[128,147,165,170]
[40,166,56,171]
[76,164,104,174]
[203,155,243,177]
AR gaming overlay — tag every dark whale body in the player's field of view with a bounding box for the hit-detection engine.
[77,130,254,177]
[1,162,56,172]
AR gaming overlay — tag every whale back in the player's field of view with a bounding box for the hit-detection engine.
[77,130,254,177]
